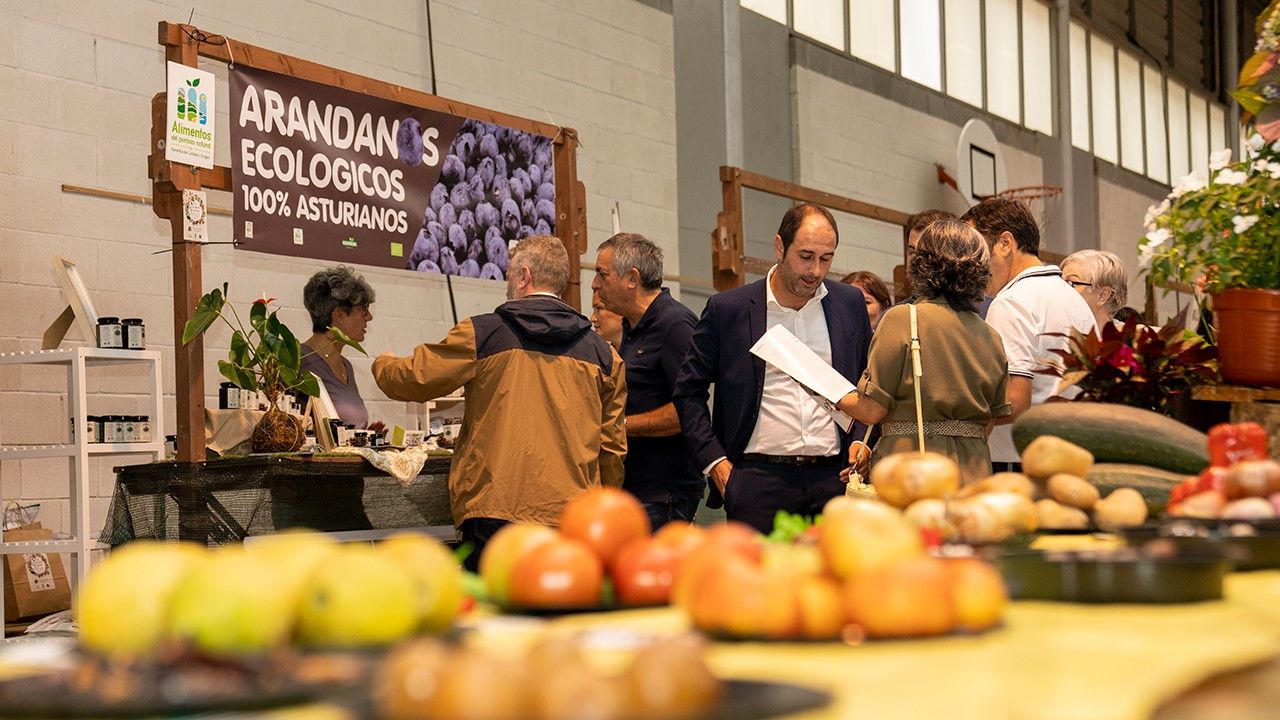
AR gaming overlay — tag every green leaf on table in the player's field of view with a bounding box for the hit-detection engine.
[766,510,814,543]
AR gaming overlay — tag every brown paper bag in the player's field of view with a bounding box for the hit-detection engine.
[3,522,71,621]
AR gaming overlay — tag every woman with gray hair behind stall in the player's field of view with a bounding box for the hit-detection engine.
[301,265,383,432]
[1060,249,1140,329]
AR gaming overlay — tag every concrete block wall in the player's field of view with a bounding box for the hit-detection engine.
[1096,176,1189,321]
[792,67,1044,284]
[0,0,677,539]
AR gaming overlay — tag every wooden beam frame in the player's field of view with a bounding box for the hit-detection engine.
[150,21,586,461]
[711,166,911,291]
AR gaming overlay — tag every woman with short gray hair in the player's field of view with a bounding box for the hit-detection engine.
[1061,250,1133,329]
[301,266,381,430]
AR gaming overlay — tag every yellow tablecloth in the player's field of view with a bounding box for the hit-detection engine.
[531,570,1280,720]
[6,553,1278,719]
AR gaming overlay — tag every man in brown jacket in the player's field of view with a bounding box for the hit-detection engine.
[373,235,627,567]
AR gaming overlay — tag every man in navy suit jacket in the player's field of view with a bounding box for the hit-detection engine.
[674,203,873,533]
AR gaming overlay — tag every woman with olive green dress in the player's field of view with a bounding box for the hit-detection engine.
[837,220,1011,485]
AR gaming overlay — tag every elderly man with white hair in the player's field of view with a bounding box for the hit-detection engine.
[1061,249,1140,329]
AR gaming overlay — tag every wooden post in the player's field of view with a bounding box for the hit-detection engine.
[150,26,207,462]
[711,166,744,291]
[554,128,587,311]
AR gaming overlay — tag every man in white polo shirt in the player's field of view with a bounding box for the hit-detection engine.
[961,198,1097,472]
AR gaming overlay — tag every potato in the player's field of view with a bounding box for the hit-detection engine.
[903,499,958,541]
[1221,497,1278,521]
[1046,474,1100,510]
[1020,436,1094,480]
[1092,488,1148,531]
[971,492,1038,534]
[1035,499,1090,530]
[870,452,961,509]
[948,499,1017,544]
[955,472,1037,500]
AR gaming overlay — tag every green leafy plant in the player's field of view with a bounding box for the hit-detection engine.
[766,511,820,543]
[1038,306,1218,415]
[1139,1,1280,294]
[181,284,364,405]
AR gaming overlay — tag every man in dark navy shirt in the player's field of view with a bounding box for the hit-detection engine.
[592,233,702,529]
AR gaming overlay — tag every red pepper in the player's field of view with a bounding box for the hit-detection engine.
[920,527,943,549]
[1168,475,1205,509]
[1208,423,1269,467]
[1195,466,1228,494]
[1169,480,1193,506]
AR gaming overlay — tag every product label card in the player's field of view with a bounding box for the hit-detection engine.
[182,189,208,243]
[23,553,54,592]
[165,61,216,169]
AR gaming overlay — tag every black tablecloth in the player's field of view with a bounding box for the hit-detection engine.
[101,454,454,547]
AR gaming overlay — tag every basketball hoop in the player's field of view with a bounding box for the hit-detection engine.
[991,184,1063,233]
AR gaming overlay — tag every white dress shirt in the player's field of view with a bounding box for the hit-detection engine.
[985,264,1098,462]
[743,267,842,458]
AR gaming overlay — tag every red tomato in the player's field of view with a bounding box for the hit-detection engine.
[653,521,706,560]
[508,538,603,608]
[560,487,651,567]
[611,538,679,606]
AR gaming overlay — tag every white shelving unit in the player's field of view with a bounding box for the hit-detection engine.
[0,347,164,602]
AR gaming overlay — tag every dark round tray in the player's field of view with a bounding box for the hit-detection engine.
[1122,518,1280,571]
[994,548,1231,603]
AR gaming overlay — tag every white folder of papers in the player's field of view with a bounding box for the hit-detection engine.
[749,324,857,432]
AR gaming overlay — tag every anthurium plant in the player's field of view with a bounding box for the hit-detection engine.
[1038,307,1218,415]
[181,284,364,405]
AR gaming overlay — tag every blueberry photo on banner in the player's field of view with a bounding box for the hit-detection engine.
[408,120,556,280]
[229,67,553,282]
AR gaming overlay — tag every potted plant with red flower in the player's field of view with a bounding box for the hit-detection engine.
[1038,307,1218,416]
[182,284,363,452]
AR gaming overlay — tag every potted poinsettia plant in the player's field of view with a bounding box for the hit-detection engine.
[1138,2,1280,387]
[182,284,364,452]
[1039,306,1218,415]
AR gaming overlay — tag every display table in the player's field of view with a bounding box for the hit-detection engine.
[1,557,1278,718]
[1191,384,1280,460]
[100,454,455,547]
[465,571,1280,720]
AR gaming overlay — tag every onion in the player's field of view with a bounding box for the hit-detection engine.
[1224,459,1280,500]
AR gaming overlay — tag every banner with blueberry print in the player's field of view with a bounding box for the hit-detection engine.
[229,66,555,281]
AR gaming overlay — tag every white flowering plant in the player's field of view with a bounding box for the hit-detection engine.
[1140,1,1280,295]
[1139,137,1280,294]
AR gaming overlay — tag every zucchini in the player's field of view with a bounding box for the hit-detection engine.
[1085,463,1189,516]
[1012,403,1208,475]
